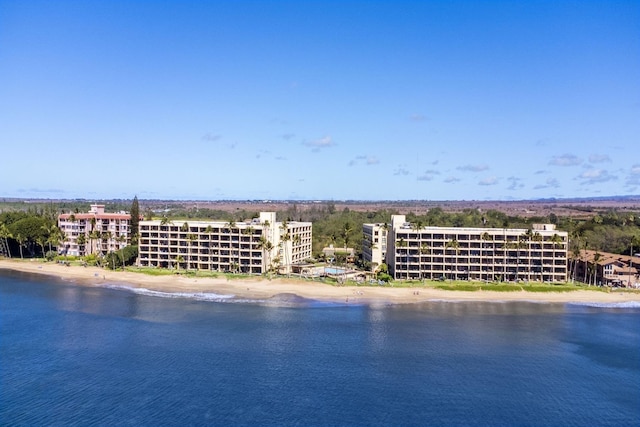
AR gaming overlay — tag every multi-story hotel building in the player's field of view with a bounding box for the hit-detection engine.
[362,223,388,269]
[58,204,132,257]
[137,212,312,274]
[364,214,569,282]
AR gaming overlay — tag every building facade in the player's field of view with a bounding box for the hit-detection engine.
[364,215,569,282]
[58,204,132,257]
[574,250,639,287]
[362,223,387,269]
[137,212,312,274]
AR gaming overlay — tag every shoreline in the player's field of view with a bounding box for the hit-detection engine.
[2,259,640,306]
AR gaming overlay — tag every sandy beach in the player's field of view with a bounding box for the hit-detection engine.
[2,259,639,305]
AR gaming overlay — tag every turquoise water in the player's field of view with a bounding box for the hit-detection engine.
[324,266,349,274]
[1,269,639,426]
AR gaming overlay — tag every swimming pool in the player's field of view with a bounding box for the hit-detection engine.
[324,267,349,275]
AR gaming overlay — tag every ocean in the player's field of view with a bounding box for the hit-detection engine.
[1,269,639,426]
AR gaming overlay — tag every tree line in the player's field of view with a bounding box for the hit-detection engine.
[1,200,639,264]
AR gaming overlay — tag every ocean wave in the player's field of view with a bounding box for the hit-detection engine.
[568,301,640,309]
[99,283,235,302]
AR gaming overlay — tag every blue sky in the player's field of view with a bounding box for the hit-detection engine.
[1,0,638,201]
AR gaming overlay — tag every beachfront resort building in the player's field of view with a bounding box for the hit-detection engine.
[137,212,312,274]
[362,223,388,269]
[573,250,639,287]
[58,204,132,257]
[363,215,569,282]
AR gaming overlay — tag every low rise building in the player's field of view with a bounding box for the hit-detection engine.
[574,250,639,287]
[137,212,312,274]
[58,204,132,257]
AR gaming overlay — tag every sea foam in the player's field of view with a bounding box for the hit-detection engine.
[99,283,235,302]
[568,301,640,309]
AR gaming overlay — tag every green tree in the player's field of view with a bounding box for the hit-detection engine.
[116,234,127,269]
[531,231,543,281]
[446,238,460,280]
[130,196,140,245]
[16,233,25,259]
[396,237,407,280]
[0,222,13,258]
[481,232,493,280]
[280,220,291,276]
[187,233,197,272]
[257,235,274,277]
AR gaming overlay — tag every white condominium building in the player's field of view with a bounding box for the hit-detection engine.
[137,212,312,274]
[362,223,388,269]
[58,204,132,257]
[365,214,569,282]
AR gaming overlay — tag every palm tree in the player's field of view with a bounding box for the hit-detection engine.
[160,216,173,227]
[342,221,353,250]
[419,241,430,280]
[257,235,274,277]
[175,255,184,272]
[396,237,407,280]
[531,231,543,281]
[36,235,47,259]
[102,231,112,257]
[516,233,529,281]
[47,225,64,256]
[89,230,100,256]
[280,220,291,276]
[187,233,197,272]
[412,220,424,279]
[204,225,214,269]
[446,238,460,280]
[116,234,127,269]
[550,233,564,249]
[88,217,96,255]
[76,234,87,257]
[42,222,57,253]
[504,240,519,281]
[0,223,13,258]
[241,226,255,273]
[481,232,492,280]
[224,220,238,273]
[16,233,25,259]
[592,252,602,286]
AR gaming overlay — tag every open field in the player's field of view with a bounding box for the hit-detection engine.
[5,196,639,218]
[170,198,640,218]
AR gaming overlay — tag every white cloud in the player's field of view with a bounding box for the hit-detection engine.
[303,135,334,151]
[457,164,489,172]
[506,177,524,190]
[202,133,222,142]
[549,154,582,166]
[349,155,380,167]
[577,169,617,185]
[534,178,560,190]
[417,169,440,181]
[624,164,640,188]
[478,176,498,186]
[444,176,460,183]
[588,154,611,163]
